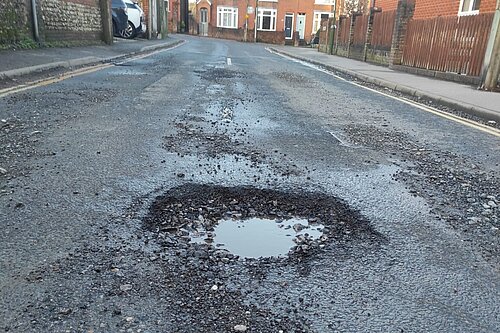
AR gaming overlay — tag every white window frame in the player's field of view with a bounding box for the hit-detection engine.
[257,8,277,31]
[312,11,330,34]
[217,6,238,29]
[314,0,335,4]
[164,0,170,12]
[458,0,480,16]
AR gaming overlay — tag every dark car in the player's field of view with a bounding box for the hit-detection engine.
[112,0,129,34]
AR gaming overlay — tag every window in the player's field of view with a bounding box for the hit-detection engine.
[314,0,335,4]
[164,0,170,12]
[459,0,481,15]
[217,7,238,29]
[257,9,277,31]
[312,12,330,34]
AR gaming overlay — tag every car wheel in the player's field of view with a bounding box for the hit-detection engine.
[119,21,136,39]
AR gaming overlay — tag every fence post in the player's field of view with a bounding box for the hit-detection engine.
[363,7,381,62]
[480,1,500,90]
[389,0,415,68]
[99,0,112,44]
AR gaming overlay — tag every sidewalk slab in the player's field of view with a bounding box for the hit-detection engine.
[0,37,183,80]
[270,46,500,123]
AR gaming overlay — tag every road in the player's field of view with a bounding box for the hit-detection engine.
[0,36,499,332]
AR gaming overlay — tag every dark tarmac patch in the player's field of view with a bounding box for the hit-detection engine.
[139,184,384,330]
[194,67,245,82]
[163,122,247,158]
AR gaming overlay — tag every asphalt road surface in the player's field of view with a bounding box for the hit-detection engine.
[1,36,499,332]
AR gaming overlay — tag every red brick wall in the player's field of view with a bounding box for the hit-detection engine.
[372,0,399,11]
[413,0,496,19]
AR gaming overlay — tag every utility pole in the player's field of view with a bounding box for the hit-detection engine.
[328,0,337,54]
[100,0,112,44]
[30,0,40,43]
[158,0,167,38]
[148,0,153,39]
[480,0,500,90]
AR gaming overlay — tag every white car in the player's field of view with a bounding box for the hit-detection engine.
[119,0,146,39]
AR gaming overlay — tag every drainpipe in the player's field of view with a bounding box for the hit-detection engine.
[30,0,40,42]
[254,0,258,42]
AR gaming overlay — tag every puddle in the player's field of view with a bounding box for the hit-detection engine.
[191,218,324,258]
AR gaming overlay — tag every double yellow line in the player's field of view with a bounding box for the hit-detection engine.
[0,64,113,98]
[0,40,186,99]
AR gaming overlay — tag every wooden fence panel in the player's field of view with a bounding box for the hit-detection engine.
[402,13,493,77]
[371,10,396,50]
[336,17,350,47]
[352,15,369,47]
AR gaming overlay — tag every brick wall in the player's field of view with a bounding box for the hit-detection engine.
[413,0,496,19]
[40,0,102,41]
[256,30,285,44]
[0,0,31,45]
[208,25,245,41]
[372,0,399,11]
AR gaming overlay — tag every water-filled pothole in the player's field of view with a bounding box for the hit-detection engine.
[190,217,325,258]
[144,184,383,261]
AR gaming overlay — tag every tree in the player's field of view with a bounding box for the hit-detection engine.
[341,0,370,16]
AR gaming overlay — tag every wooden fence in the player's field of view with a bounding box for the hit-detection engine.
[371,10,396,50]
[402,13,494,77]
[336,17,350,47]
[352,15,369,48]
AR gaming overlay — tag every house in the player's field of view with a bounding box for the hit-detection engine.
[369,0,497,18]
[195,0,343,44]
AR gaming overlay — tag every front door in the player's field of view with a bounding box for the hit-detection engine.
[284,14,293,39]
[199,8,208,36]
[296,13,306,40]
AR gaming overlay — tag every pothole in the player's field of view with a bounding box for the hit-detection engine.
[144,184,383,261]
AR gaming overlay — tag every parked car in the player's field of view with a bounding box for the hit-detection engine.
[119,0,146,39]
[112,0,129,35]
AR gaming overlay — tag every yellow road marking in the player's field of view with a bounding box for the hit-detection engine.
[268,48,500,138]
[0,64,112,98]
[0,40,187,98]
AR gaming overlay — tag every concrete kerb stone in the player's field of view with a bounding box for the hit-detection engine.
[139,40,184,53]
[0,40,185,81]
[269,48,500,124]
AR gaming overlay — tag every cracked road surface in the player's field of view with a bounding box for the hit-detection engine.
[1,36,499,332]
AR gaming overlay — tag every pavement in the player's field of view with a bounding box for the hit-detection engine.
[270,45,500,123]
[0,36,183,79]
[0,36,498,123]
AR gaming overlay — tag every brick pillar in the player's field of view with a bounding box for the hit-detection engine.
[347,14,358,58]
[363,8,379,62]
[389,0,415,68]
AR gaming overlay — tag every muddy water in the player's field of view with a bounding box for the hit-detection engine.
[193,218,324,258]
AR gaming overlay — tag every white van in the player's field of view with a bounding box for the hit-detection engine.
[119,0,146,39]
